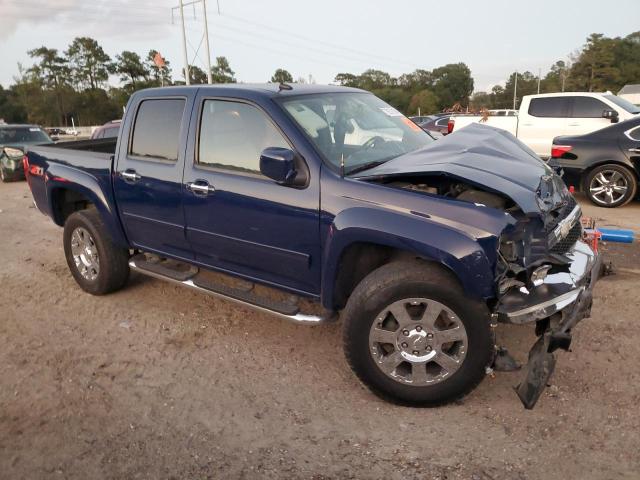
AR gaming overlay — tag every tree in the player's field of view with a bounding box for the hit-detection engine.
[184,65,208,84]
[211,56,236,83]
[26,47,71,124]
[114,51,150,90]
[431,63,474,109]
[271,68,293,83]
[65,37,112,90]
[569,33,620,92]
[334,73,359,87]
[408,90,439,115]
[146,50,172,86]
[358,69,394,90]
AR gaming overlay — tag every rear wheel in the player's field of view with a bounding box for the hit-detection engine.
[63,209,130,295]
[586,164,637,208]
[342,261,494,406]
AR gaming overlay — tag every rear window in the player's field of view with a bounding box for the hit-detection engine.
[571,96,608,118]
[528,98,571,117]
[130,99,185,161]
[0,127,50,144]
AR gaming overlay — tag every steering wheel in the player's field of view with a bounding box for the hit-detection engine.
[361,135,386,150]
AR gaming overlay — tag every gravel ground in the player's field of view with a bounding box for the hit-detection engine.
[1,181,639,479]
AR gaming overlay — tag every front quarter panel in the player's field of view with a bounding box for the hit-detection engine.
[320,171,514,309]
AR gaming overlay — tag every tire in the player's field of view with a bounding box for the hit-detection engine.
[63,209,130,295]
[585,164,637,208]
[342,260,494,407]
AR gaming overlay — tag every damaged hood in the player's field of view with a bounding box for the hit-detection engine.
[358,123,569,215]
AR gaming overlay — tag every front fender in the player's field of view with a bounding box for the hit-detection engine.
[321,206,507,309]
[45,164,129,248]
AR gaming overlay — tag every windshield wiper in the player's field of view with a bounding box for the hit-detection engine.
[345,159,390,176]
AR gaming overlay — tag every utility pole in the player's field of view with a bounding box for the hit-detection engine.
[513,71,518,110]
[178,0,190,85]
[202,0,213,84]
[537,68,541,94]
[561,70,566,92]
[173,0,217,85]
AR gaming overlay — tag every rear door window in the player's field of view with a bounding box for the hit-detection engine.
[570,97,608,118]
[130,99,185,161]
[528,98,571,117]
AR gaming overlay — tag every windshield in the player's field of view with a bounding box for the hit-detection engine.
[604,95,640,114]
[279,93,434,175]
[0,127,51,145]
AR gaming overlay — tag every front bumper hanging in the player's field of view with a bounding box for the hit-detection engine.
[494,240,602,409]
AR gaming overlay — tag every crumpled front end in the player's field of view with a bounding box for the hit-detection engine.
[493,191,601,409]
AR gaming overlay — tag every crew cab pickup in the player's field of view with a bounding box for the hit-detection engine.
[25,84,601,409]
[449,92,640,158]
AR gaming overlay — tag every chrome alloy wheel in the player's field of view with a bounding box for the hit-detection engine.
[589,170,628,206]
[368,298,468,386]
[70,227,100,281]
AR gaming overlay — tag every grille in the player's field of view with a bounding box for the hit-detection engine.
[545,196,577,233]
[550,221,582,254]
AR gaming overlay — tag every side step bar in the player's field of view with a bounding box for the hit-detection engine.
[129,258,336,325]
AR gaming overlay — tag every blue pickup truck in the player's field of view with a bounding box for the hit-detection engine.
[25,84,600,408]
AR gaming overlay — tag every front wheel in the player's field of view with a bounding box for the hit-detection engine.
[63,209,130,295]
[342,261,494,406]
[585,164,637,208]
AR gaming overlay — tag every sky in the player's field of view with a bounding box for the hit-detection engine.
[1,0,639,92]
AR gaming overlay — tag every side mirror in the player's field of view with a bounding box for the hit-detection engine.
[260,147,303,186]
[602,109,619,123]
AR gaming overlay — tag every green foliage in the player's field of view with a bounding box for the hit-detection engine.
[65,37,112,90]
[211,56,236,84]
[408,90,439,115]
[114,51,149,91]
[3,31,637,127]
[271,68,293,83]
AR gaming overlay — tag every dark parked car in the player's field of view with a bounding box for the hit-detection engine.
[413,113,453,136]
[46,128,66,136]
[25,85,600,409]
[90,120,121,139]
[0,124,53,182]
[550,116,640,208]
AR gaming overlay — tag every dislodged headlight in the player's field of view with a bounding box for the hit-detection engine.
[3,147,24,158]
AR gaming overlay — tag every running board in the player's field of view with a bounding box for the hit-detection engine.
[128,259,335,325]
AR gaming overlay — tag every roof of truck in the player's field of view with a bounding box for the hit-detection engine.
[141,83,364,97]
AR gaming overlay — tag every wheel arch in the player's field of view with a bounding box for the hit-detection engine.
[47,178,129,248]
[321,210,500,311]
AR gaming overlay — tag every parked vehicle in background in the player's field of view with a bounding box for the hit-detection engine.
[449,92,640,157]
[0,124,53,182]
[408,115,431,124]
[414,114,453,136]
[90,120,121,140]
[25,84,600,409]
[550,116,640,208]
[46,128,66,136]
[65,128,79,136]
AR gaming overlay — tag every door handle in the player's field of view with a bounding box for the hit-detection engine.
[628,148,640,154]
[120,169,141,182]
[186,180,215,196]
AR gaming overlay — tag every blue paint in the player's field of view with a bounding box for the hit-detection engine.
[25,84,573,310]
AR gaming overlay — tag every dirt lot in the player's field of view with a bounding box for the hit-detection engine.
[1,181,639,479]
